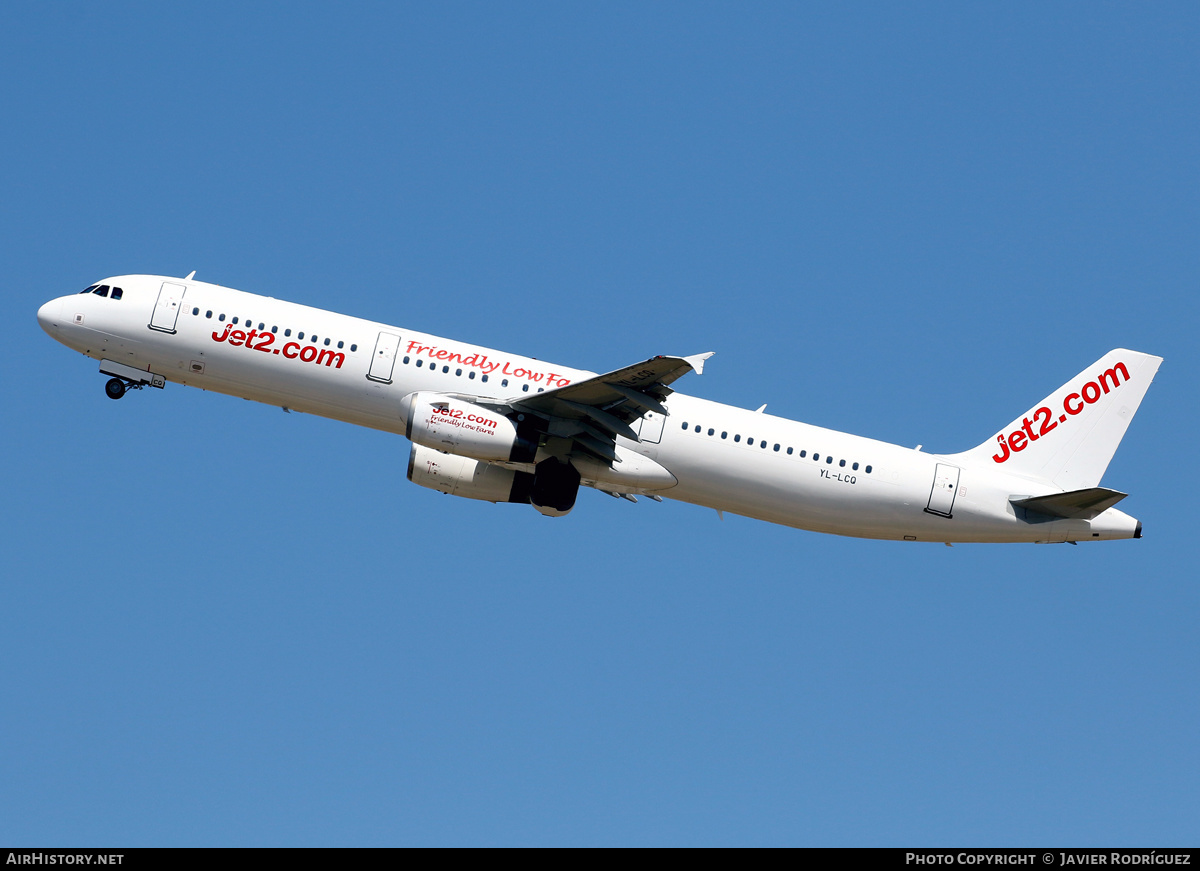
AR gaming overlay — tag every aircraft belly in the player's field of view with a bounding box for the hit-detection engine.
[664,444,899,532]
[660,439,1067,542]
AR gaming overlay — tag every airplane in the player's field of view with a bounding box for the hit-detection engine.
[37,274,1162,544]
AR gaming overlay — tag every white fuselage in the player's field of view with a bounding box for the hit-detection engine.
[37,275,1144,543]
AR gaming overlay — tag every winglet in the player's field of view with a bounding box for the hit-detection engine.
[683,352,715,375]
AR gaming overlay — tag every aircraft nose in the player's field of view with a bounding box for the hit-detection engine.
[37,298,62,335]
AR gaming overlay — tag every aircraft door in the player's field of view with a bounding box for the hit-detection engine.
[149,282,186,333]
[367,331,401,383]
[636,410,666,444]
[925,463,961,517]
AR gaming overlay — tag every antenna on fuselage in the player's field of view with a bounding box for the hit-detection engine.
[184,270,196,280]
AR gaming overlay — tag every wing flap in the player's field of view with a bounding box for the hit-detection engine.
[558,399,640,442]
[607,383,669,416]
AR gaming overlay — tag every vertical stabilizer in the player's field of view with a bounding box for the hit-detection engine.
[953,350,1162,489]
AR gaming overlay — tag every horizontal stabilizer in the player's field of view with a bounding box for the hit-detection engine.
[1011,487,1127,520]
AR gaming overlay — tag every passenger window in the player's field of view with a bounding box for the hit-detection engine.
[761,441,768,449]
[813,454,820,462]
[285,329,291,336]
[271,326,278,333]
[324,338,330,346]
[695,425,701,433]
[219,314,225,322]
[682,422,689,430]
[839,459,846,467]
[111,288,123,300]
[774,444,780,452]
[232,317,239,325]
[826,456,833,464]
[443,366,449,373]
[350,344,357,352]
[734,435,741,442]
[522,384,529,392]
[852,462,859,471]
[865,465,873,474]
[94,286,109,297]
[721,432,727,439]
[468,371,476,379]
[297,332,304,339]
[416,359,424,367]
[192,307,199,315]
[481,375,488,383]
[747,438,755,446]
[403,356,410,364]
[206,310,213,318]
[787,447,793,455]
[259,323,265,330]
[502,379,508,387]
[337,341,343,349]
[708,428,714,436]
[456,368,462,376]
[537,387,544,392]
[800,450,806,458]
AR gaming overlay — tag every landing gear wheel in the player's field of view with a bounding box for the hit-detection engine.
[105,378,126,400]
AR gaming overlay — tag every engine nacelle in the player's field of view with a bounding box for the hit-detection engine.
[401,392,538,463]
[407,444,533,503]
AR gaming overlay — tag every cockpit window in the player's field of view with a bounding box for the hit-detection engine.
[80,285,98,294]
[111,287,123,300]
[92,285,110,297]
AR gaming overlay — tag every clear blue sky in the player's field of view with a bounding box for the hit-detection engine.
[2,2,1196,846]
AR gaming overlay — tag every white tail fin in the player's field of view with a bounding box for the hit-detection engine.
[953,349,1162,489]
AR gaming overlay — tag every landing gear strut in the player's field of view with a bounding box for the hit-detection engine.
[99,361,164,398]
[104,377,144,400]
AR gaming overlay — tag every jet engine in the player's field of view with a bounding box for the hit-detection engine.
[401,392,538,463]
[407,445,582,517]
[407,444,533,503]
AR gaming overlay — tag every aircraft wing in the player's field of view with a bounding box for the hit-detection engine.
[510,352,713,455]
